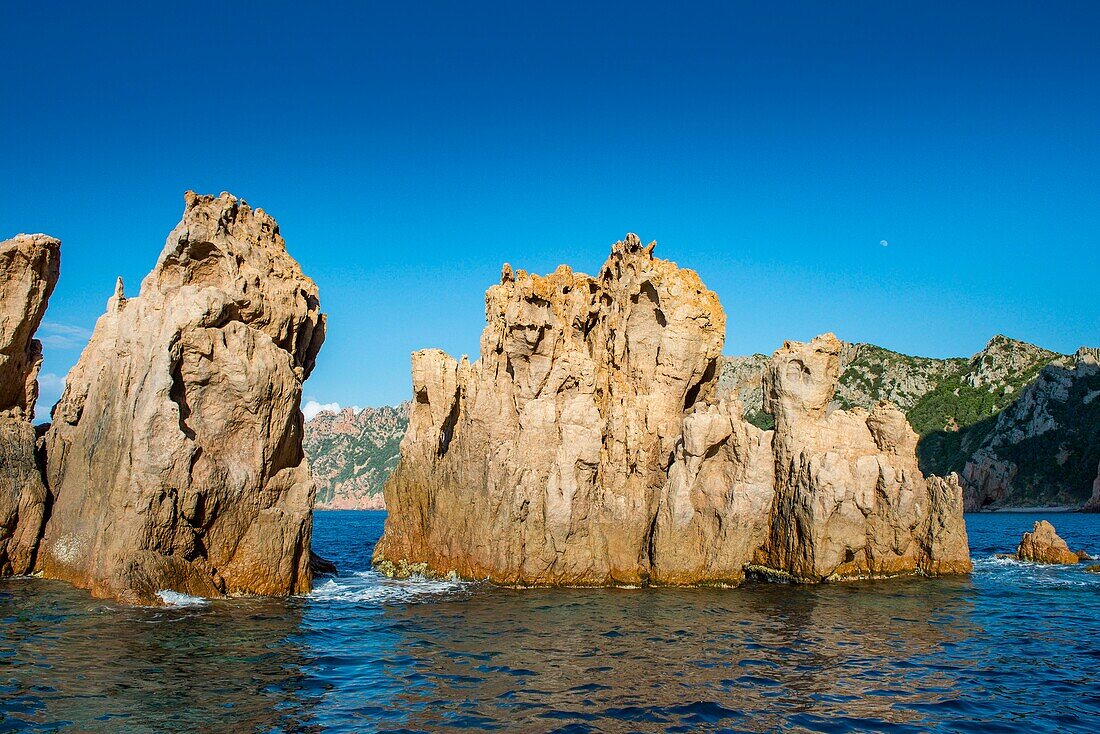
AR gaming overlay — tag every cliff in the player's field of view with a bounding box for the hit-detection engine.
[374,237,969,586]
[305,403,408,509]
[35,192,326,604]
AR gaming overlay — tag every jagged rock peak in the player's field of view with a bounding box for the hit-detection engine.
[36,192,326,605]
[152,191,325,378]
[376,236,726,585]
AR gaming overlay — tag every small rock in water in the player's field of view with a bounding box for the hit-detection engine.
[310,551,338,578]
[1085,565,1100,574]
[1015,520,1081,564]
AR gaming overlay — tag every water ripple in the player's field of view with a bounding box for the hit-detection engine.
[2,511,1100,732]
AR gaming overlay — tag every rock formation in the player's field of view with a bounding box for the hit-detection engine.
[751,335,971,581]
[1015,520,1079,565]
[377,236,727,584]
[375,237,970,586]
[35,192,325,604]
[0,234,60,575]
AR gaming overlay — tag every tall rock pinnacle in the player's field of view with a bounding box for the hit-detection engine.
[36,192,326,604]
[0,234,60,575]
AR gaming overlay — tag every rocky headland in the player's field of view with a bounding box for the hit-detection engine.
[374,236,971,586]
[0,192,328,605]
[0,234,60,575]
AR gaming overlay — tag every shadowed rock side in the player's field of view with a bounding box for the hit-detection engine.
[36,192,326,605]
[1087,462,1100,511]
[0,234,60,575]
[375,239,970,586]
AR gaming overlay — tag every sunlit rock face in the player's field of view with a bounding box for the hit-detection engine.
[648,396,776,585]
[0,234,60,575]
[37,192,326,604]
[1015,520,1079,565]
[375,239,971,586]
[376,235,726,585]
[754,334,972,581]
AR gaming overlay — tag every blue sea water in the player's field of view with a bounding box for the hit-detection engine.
[3,510,1100,732]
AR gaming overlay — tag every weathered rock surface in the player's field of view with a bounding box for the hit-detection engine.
[0,234,60,575]
[305,404,408,510]
[377,236,726,585]
[751,335,971,581]
[1015,520,1080,565]
[375,239,970,586]
[36,192,325,604]
[0,234,60,418]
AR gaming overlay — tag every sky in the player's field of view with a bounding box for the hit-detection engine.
[2,2,1097,418]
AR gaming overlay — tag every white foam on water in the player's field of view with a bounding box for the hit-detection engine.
[156,590,210,608]
[309,570,473,605]
[973,554,1100,589]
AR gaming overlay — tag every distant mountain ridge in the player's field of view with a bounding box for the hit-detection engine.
[304,403,409,510]
[719,335,1100,510]
[306,336,1099,512]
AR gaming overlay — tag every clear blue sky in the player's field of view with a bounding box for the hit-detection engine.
[3,2,1097,415]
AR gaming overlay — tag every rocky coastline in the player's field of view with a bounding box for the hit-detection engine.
[4,213,1092,604]
[305,404,407,510]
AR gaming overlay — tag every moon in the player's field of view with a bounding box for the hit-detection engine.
[880,240,889,247]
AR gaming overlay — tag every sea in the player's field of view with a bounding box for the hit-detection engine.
[3,510,1099,732]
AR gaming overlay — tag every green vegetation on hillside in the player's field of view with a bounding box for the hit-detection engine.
[744,410,775,431]
[917,365,1100,504]
[907,357,1057,437]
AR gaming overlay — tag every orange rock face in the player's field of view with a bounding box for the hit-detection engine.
[35,193,326,604]
[1015,520,1080,564]
[374,238,971,586]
